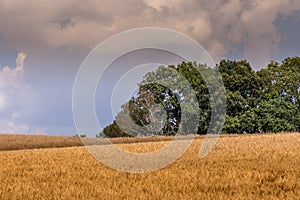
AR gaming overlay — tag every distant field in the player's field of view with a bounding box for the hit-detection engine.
[0,134,83,150]
[0,133,299,199]
[0,133,195,151]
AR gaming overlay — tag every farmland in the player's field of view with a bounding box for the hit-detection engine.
[0,133,299,199]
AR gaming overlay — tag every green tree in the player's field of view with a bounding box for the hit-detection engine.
[257,57,300,106]
[99,120,129,138]
[256,98,300,133]
[218,60,261,133]
[100,57,300,137]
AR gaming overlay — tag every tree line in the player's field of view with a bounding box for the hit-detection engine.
[99,57,300,137]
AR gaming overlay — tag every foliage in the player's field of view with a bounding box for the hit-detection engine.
[99,57,300,137]
[100,120,130,138]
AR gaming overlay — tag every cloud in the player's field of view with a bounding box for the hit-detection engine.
[144,0,181,11]
[0,93,6,112]
[0,0,299,67]
[0,52,45,134]
[238,0,291,67]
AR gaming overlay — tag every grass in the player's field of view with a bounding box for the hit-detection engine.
[0,133,299,199]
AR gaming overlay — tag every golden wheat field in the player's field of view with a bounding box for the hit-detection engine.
[0,133,299,199]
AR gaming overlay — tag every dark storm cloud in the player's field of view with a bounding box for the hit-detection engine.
[0,0,299,67]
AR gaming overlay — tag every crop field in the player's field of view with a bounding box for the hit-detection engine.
[0,133,299,199]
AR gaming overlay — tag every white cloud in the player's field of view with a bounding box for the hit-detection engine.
[0,118,29,134]
[0,52,45,134]
[15,52,26,71]
[144,0,181,11]
[0,53,25,113]
[0,93,6,111]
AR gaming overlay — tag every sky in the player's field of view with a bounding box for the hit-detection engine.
[0,0,300,136]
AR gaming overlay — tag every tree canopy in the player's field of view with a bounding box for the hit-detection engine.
[100,57,300,137]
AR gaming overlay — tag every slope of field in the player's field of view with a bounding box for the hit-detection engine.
[0,133,192,151]
[0,133,299,199]
[0,133,200,150]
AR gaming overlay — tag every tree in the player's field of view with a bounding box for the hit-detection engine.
[99,120,129,138]
[100,57,300,137]
[218,60,261,133]
[218,60,262,106]
[256,98,300,133]
[115,86,168,137]
[258,57,300,103]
